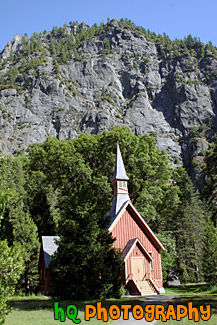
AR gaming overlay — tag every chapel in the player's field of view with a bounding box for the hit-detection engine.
[108,144,165,295]
[39,144,165,295]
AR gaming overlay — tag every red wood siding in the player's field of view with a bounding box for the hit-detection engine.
[111,207,163,287]
[125,244,151,280]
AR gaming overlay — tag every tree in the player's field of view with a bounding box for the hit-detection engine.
[10,210,40,295]
[104,38,111,50]
[50,202,123,300]
[204,134,217,226]
[102,38,113,55]
[202,219,217,284]
[170,168,207,282]
[25,127,181,297]
[0,171,24,324]
[0,155,25,243]
[26,128,179,235]
[0,154,40,295]
[0,241,24,324]
[6,66,18,86]
[156,232,177,284]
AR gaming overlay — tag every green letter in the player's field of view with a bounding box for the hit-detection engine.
[54,302,65,322]
[67,305,81,324]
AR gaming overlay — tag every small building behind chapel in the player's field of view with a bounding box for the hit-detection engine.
[39,236,59,294]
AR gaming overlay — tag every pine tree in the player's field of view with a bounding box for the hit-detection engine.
[202,219,217,284]
[171,168,206,282]
[204,134,217,226]
[156,232,177,284]
[0,173,24,324]
[10,210,40,295]
[0,155,40,294]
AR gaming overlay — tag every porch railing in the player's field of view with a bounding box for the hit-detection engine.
[143,273,160,294]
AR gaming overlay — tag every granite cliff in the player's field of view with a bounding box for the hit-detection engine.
[1,19,217,187]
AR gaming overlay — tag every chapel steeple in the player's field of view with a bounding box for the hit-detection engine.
[110,143,130,218]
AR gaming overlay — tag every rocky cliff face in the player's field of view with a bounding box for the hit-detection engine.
[1,19,217,187]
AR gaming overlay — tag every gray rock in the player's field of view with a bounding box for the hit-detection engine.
[0,22,217,186]
[0,89,17,97]
[167,279,181,286]
[167,269,181,286]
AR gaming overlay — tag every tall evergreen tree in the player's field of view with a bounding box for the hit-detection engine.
[9,209,40,295]
[0,173,24,324]
[156,232,177,284]
[202,219,217,284]
[171,168,206,282]
[204,134,217,226]
[0,154,40,294]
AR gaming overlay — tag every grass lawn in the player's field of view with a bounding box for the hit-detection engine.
[5,284,217,324]
[5,295,146,324]
[164,282,217,296]
[157,283,217,324]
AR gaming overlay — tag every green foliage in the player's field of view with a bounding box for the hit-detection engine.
[170,168,207,283]
[0,155,26,242]
[1,18,217,91]
[204,134,217,226]
[50,204,124,300]
[202,219,217,284]
[0,65,20,91]
[0,170,25,323]
[0,122,213,304]
[53,60,60,74]
[25,127,183,292]
[102,38,114,56]
[156,232,177,284]
[0,240,24,325]
[10,211,40,295]
[26,127,178,235]
[0,54,47,91]
[0,155,40,295]
[116,19,214,60]
[101,95,115,105]
[47,22,107,65]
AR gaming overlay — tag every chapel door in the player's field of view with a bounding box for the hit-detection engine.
[131,257,145,281]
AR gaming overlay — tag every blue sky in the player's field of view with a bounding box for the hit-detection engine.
[1,0,217,50]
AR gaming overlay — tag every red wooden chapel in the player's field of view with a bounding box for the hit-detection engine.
[39,144,165,295]
[108,144,165,295]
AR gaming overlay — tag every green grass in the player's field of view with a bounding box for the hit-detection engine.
[156,284,217,324]
[5,295,146,324]
[157,295,217,324]
[164,283,217,295]
[6,284,217,324]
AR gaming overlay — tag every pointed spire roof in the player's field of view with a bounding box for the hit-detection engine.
[112,143,129,182]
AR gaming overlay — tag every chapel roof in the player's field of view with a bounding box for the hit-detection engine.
[109,199,165,251]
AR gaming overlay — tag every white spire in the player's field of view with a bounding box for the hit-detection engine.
[110,143,130,218]
[112,142,129,182]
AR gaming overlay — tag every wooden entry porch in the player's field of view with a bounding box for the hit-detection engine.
[126,272,160,295]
